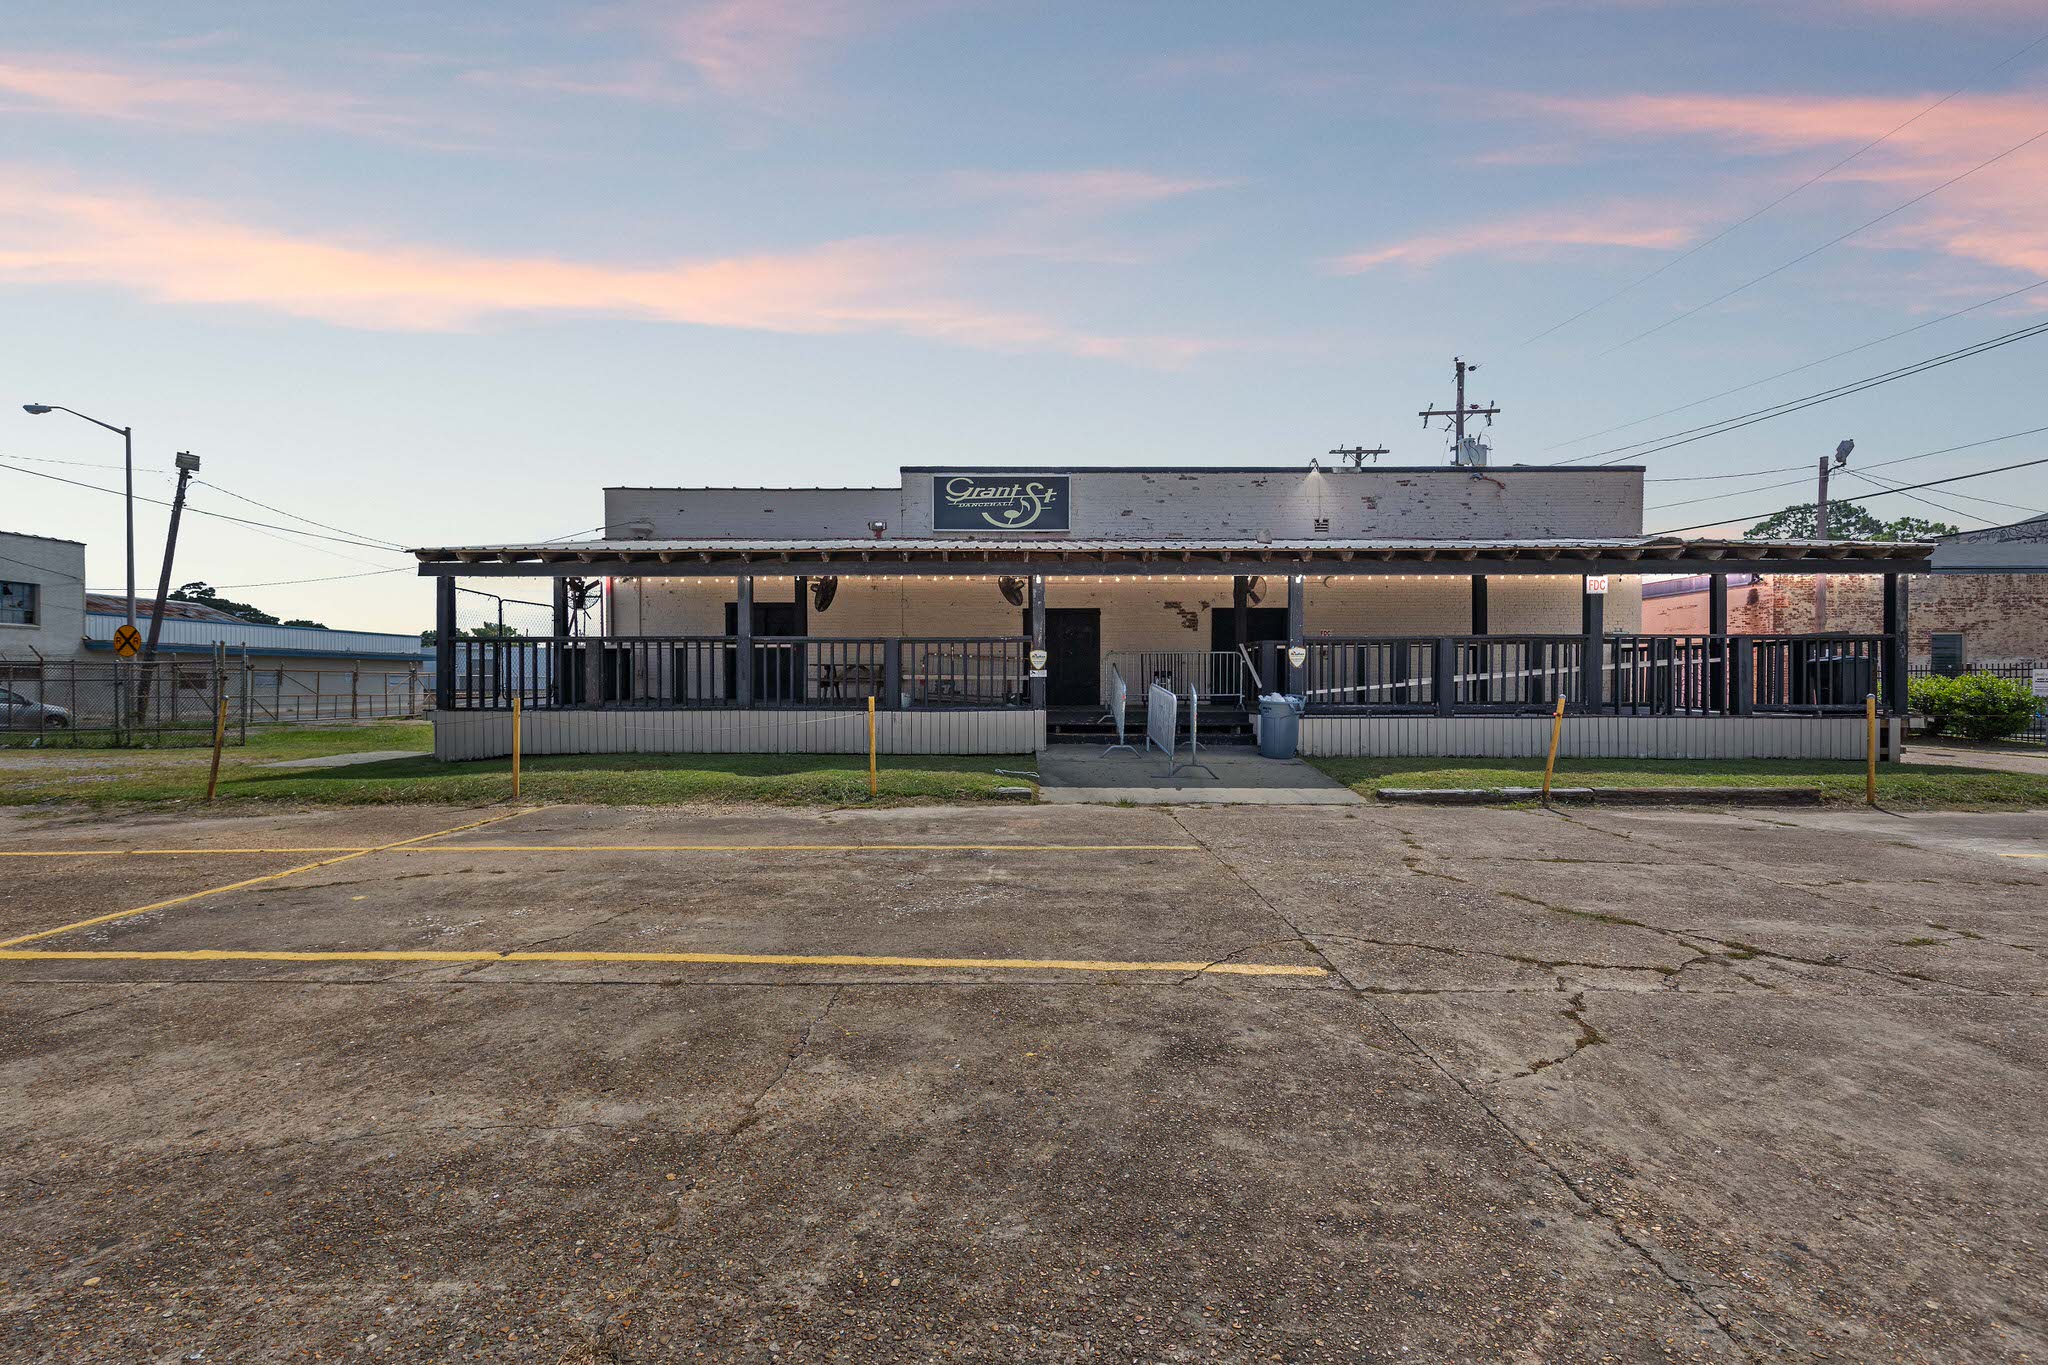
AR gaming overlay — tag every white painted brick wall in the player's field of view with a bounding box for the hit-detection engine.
[623,572,1641,647]
[604,466,1645,542]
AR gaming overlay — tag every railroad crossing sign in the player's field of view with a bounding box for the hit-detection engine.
[111,623,142,659]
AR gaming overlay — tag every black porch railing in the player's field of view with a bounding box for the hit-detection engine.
[1296,633,1899,717]
[444,635,1029,711]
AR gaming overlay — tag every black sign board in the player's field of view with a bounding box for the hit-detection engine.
[932,475,1070,532]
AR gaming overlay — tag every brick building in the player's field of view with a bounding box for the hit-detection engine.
[1641,514,2048,666]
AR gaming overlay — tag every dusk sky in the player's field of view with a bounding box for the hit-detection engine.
[5,0,2046,631]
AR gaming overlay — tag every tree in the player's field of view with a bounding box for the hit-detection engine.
[419,623,522,644]
[170,583,328,629]
[1743,501,1957,541]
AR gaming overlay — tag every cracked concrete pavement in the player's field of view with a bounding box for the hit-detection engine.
[0,800,2043,1361]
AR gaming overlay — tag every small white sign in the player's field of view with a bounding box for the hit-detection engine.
[1286,645,1308,669]
[1028,669,1047,679]
[1585,575,1610,596]
[2032,667,2048,699]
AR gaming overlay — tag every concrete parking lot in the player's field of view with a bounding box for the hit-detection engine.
[1,800,2043,1362]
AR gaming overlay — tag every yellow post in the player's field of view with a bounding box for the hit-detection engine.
[204,694,229,803]
[1865,693,1878,807]
[867,695,878,798]
[511,694,523,800]
[1542,694,1566,803]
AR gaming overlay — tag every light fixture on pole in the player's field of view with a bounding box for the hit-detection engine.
[1815,438,1853,630]
[22,404,137,632]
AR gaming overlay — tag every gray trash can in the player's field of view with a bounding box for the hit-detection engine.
[1258,693,1305,759]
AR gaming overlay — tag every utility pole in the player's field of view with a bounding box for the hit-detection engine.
[1814,439,1853,630]
[1419,356,1500,463]
[1327,444,1390,468]
[136,451,200,722]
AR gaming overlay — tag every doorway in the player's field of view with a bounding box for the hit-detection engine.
[1209,605,1289,654]
[725,601,800,702]
[1029,607,1101,707]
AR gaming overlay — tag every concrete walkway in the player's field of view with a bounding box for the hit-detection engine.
[1899,739,2048,776]
[259,750,422,770]
[1035,743,1365,805]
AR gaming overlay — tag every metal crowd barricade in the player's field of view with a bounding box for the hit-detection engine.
[1175,686,1218,780]
[1103,663,1136,755]
[1145,682,1216,779]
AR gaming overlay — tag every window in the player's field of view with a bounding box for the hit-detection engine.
[0,580,38,626]
[1930,632,1966,677]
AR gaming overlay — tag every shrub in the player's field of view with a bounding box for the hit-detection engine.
[1912,671,2039,742]
[1908,675,1959,736]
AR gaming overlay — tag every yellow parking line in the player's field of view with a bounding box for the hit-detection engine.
[1999,852,2047,859]
[0,848,372,858]
[403,843,1201,853]
[0,947,1323,976]
[0,843,1198,857]
[0,808,547,949]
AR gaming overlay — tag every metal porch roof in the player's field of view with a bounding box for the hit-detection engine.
[411,536,1934,577]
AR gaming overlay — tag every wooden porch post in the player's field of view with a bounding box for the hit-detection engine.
[1882,573,1909,717]
[1285,573,1305,691]
[551,578,571,636]
[1580,575,1605,711]
[433,576,455,711]
[1469,575,1488,634]
[734,574,754,708]
[1708,574,1729,711]
[1028,575,1046,709]
[1232,575,1252,701]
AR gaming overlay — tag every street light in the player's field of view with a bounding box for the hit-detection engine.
[22,404,136,632]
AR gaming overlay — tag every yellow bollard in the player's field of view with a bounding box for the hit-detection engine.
[867,695,878,798]
[1542,694,1566,803]
[1865,693,1877,807]
[511,694,523,800]
[204,694,229,803]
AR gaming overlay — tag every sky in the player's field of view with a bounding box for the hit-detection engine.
[3,0,2046,633]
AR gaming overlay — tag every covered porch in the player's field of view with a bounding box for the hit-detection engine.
[414,535,1929,761]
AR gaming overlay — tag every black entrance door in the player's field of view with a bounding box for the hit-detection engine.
[1031,608,1100,707]
[725,601,800,701]
[1209,605,1289,653]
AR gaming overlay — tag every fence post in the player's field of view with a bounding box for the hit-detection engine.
[1730,636,1754,716]
[350,667,360,720]
[1434,636,1456,718]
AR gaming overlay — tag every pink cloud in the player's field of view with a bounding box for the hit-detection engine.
[1332,206,1697,272]
[0,173,1226,366]
[1500,88,2048,276]
[0,51,419,138]
[656,0,916,100]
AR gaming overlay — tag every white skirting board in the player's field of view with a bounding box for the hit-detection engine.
[429,708,1046,760]
[1298,714,1900,761]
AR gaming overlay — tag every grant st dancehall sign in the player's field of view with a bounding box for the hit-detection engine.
[933,475,1070,532]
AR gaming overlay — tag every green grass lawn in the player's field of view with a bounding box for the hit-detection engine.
[0,721,1035,809]
[1307,756,2048,810]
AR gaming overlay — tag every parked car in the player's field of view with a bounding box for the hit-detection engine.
[0,685,70,729]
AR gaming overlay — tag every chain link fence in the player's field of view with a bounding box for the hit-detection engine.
[2,650,430,747]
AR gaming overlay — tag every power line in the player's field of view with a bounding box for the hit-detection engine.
[1847,465,2043,517]
[0,458,410,553]
[1555,318,2048,466]
[1546,277,2048,453]
[1521,30,2048,348]
[206,566,414,591]
[1600,123,2048,356]
[192,478,409,552]
[1652,454,2048,534]
[1638,423,2048,515]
